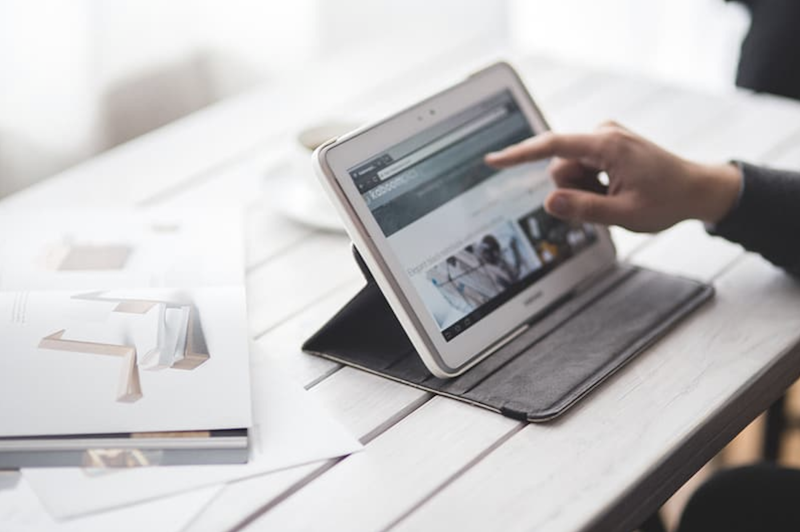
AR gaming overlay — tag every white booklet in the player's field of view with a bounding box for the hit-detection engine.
[0,210,251,441]
[21,352,363,519]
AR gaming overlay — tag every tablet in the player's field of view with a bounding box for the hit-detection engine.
[313,62,616,378]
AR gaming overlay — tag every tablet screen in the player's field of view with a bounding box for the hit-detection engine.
[347,90,598,341]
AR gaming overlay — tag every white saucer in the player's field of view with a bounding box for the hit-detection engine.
[272,173,346,234]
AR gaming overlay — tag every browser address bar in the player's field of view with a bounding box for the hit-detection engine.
[376,105,510,182]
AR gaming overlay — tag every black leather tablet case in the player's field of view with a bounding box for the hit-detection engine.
[303,248,714,422]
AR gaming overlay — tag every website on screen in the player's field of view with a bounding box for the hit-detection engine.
[348,91,597,340]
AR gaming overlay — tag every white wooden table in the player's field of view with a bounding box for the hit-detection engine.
[5,45,800,532]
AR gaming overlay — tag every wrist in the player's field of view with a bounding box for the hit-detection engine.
[687,162,742,224]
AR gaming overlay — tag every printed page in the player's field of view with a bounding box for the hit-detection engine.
[0,209,252,437]
[0,287,251,437]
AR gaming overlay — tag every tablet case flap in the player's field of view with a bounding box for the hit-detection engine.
[302,249,714,422]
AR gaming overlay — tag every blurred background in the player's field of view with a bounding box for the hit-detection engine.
[0,0,750,198]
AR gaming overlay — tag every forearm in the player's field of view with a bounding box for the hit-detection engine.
[707,162,800,277]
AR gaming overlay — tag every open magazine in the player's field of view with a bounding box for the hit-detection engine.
[0,210,251,466]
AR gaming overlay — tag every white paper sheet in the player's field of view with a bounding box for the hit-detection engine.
[0,287,252,437]
[0,472,221,532]
[22,349,362,519]
[182,467,319,532]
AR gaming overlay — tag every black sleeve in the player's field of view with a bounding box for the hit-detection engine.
[708,162,800,277]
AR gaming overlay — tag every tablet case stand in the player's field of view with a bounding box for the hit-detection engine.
[303,247,714,422]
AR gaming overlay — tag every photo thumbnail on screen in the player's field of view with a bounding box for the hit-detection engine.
[518,208,597,268]
[424,221,541,323]
[425,209,598,340]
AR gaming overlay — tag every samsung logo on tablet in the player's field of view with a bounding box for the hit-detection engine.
[523,291,543,306]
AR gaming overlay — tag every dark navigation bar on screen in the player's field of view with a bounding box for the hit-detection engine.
[348,91,533,236]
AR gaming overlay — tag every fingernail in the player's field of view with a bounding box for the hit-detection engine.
[485,152,500,160]
[548,195,569,216]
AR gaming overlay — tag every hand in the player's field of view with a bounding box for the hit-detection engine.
[484,122,742,233]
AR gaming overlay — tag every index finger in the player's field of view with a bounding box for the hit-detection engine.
[485,132,607,169]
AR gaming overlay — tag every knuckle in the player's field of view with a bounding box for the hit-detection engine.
[598,131,619,154]
[598,119,622,131]
[601,129,632,157]
[547,156,567,172]
[551,172,570,188]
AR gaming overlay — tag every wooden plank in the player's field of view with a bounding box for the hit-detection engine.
[242,397,519,532]
[131,150,315,272]
[255,280,363,387]
[674,91,800,164]
[245,205,318,274]
[622,88,734,152]
[546,72,664,132]
[184,368,430,532]
[245,232,358,337]
[519,57,595,106]
[308,367,430,444]
[762,130,800,170]
[609,226,651,259]
[393,254,800,532]
[628,220,744,283]
[182,464,320,532]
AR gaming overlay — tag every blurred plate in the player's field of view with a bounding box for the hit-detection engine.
[272,172,346,234]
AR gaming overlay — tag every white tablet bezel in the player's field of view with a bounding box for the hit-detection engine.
[314,62,617,377]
